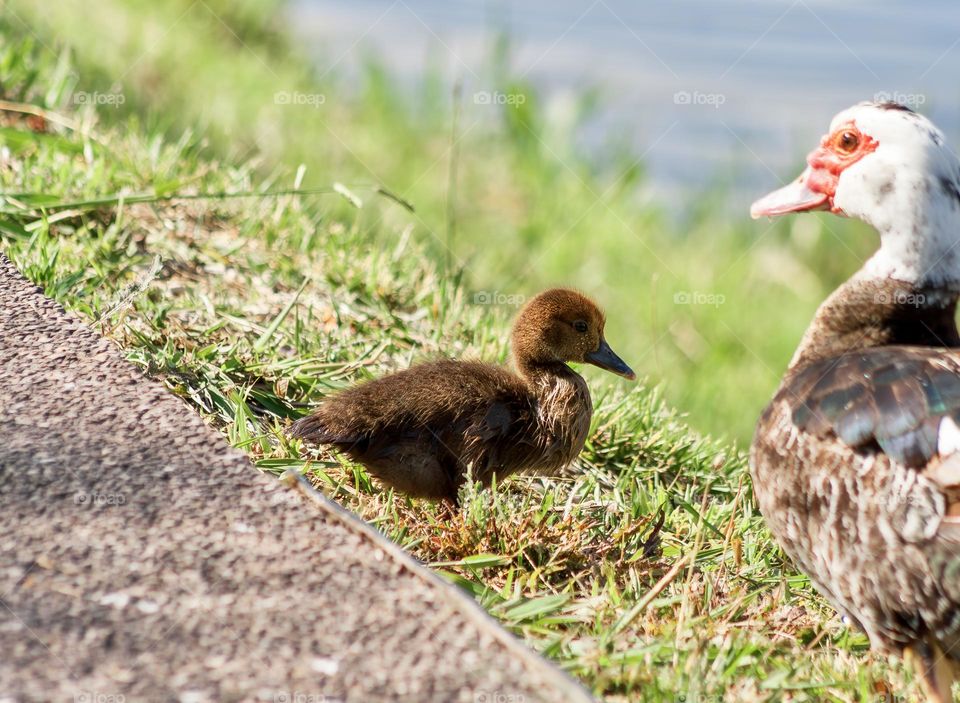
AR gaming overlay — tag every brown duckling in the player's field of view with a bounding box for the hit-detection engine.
[290,288,635,502]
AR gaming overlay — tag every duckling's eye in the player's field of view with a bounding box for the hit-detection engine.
[836,130,859,154]
[573,320,588,333]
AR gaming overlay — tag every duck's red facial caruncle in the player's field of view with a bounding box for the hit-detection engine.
[751,122,879,218]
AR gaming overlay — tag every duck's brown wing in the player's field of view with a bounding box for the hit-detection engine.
[785,347,960,471]
[754,346,960,655]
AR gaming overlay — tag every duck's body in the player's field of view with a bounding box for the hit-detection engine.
[292,289,634,503]
[750,102,960,700]
[753,277,960,677]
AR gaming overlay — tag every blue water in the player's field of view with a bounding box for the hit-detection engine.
[287,0,960,204]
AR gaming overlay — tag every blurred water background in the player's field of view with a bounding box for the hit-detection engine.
[289,0,960,206]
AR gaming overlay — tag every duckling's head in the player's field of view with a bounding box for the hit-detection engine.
[511,288,635,380]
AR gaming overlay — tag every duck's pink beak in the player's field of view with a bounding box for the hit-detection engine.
[750,166,830,219]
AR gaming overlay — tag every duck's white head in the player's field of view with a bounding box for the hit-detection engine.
[752,102,960,286]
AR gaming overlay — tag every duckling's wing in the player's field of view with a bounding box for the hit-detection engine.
[291,359,531,450]
[289,412,369,446]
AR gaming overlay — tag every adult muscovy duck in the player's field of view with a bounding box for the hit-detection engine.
[751,101,960,702]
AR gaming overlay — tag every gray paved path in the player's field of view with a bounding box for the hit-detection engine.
[0,254,594,703]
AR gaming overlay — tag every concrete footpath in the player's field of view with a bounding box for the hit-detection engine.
[0,254,594,703]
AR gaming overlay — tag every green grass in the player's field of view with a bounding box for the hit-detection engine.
[1,0,882,445]
[0,9,928,703]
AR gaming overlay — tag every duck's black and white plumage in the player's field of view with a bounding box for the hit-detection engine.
[751,102,960,701]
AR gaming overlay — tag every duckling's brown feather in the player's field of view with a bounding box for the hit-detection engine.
[295,360,528,441]
[292,288,630,502]
[291,359,585,501]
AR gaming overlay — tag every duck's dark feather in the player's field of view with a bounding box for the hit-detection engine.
[784,347,960,468]
[753,347,960,657]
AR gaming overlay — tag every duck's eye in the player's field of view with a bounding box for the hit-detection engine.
[573,320,588,333]
[836,130,860,153]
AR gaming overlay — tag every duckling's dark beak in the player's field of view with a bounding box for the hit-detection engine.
[586,339,636,381]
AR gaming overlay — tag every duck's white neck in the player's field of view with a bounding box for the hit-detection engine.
[860,209,960,288]
[842,149,960,286]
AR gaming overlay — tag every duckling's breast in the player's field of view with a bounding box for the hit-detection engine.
[530,372,593,472]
